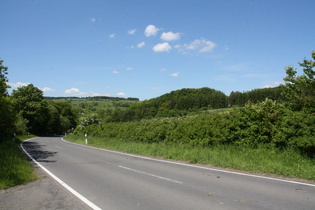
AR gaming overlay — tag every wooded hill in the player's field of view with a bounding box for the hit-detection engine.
[107,86,284,122]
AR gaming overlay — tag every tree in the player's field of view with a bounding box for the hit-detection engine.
[0,60,15,140]
[283,51,315,111]
[11,84,49,135]
[0,60,9,97]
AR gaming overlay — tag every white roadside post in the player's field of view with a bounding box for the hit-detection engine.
[13,133,16,141]
[85,133,88,145]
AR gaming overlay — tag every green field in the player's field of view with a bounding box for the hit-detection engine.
[45,97,139,113]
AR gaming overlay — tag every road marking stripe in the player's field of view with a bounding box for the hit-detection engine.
[21,138,102,210]
[118,165,183,184]
[62,138,315,188]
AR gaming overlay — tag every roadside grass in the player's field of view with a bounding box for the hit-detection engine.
[65,134,315,181]
[0,135,37,189]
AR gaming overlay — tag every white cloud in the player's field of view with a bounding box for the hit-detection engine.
[178,38,216,53]
[144,25,160,37]
[7,82,30,88]
[109,33,116,38]
[137,41,145,48]
[160,68,167,71]
[65,88,86,95]
[263,81,284,88]
[126,67,133,71]
[153,42,172,52]
[112,70,119,74]
[170,72,180,77]
[117,92,126,97]
[41,87,54,92]
[160,32,181,41]
[128,29,137,35]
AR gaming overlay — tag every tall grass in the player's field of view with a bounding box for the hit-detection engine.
[0,136,37,189]
[66,134,315,181]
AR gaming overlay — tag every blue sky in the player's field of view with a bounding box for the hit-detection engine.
[1,0,314,100]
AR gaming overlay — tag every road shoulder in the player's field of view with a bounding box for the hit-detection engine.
[0,163,90,210]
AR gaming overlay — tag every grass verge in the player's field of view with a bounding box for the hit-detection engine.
[0,135,37,189]
[66,134,315,181]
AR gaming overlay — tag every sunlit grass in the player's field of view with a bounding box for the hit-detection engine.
[66,134,315,181]
[0,136,37,189]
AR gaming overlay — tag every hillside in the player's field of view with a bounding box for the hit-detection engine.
[44,96,139,114]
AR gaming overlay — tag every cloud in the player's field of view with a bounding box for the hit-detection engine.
[117,92,126,97]
[170,72,180,77]
[263,81,284,88]
[160,32,181,41]
[153,42,172,52]
[112,70,119,74]
[144,25,160,37]
[178,38,216,53]
[126,67,133,71]
[160,68,167,71]
[137,41,145,48]
[7,82,30,88]
[128,29,137,35]
[41,87,55,92]
[109,33,116,38]
[65,88,86,95]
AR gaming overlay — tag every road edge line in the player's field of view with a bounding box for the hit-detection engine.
[61,137,315,188]
[21,138,102,210]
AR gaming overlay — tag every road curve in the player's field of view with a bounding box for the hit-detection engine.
[22,137,315,210]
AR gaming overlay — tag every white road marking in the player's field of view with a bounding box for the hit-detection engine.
[55,146,62,149]
[118,165,183,184]
[61,138,315,188]
[21,138,102,210]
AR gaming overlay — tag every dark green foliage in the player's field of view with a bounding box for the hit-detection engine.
[0,96,15,140]
[0,60,15,141]
[11,84,78,135]
[107,87,228,122]
[75,98,315,157]
[0,60,9,97]
[11,85,48,135]
[229,86,286,107]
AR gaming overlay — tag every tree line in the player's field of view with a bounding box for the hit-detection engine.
[0,60,78,140]
[105,86,285,122]
[1,51,314,142]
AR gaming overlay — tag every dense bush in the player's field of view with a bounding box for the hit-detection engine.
[75,98,315,156]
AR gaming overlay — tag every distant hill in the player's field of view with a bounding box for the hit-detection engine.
[44,96,139,101]
[44,96,139,114]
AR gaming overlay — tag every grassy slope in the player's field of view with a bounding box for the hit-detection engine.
[0,135,37,189]
[48,97,138,113]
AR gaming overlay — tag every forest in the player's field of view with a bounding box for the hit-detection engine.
[1,51,315,157]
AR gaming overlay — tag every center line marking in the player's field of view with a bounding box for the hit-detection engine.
[118,165,183,184]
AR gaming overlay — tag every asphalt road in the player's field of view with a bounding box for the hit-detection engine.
[21,137,315,210]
